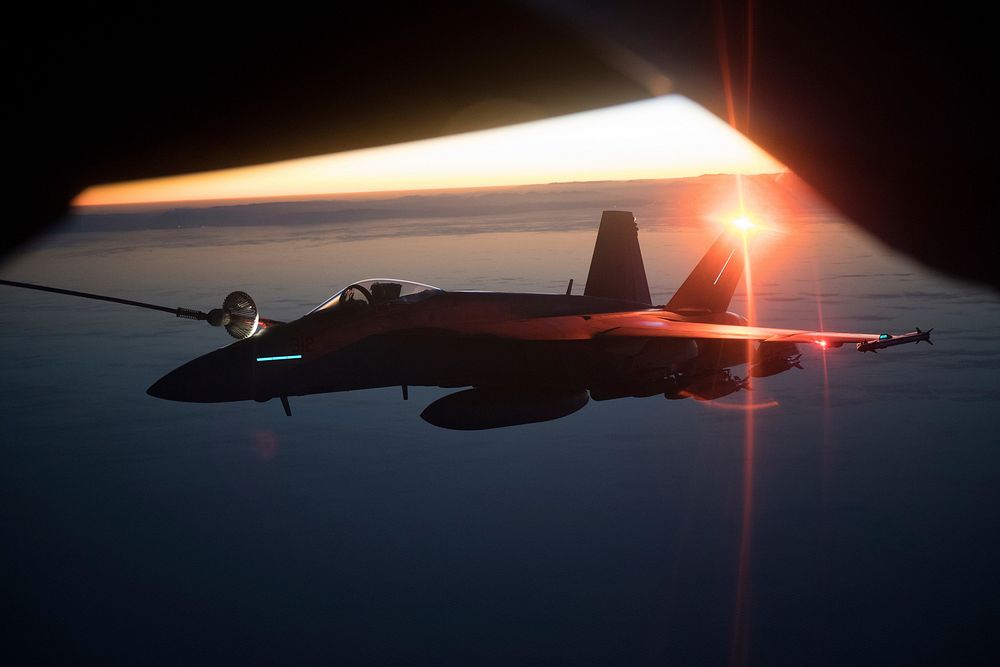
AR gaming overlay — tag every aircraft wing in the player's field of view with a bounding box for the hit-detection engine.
[450,311,884,348]
[591,314,878,347]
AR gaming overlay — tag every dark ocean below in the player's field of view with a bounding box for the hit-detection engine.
[2,177,998,664]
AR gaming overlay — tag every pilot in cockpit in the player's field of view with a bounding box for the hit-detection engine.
[370,281,402,304]
[312,280,442,315]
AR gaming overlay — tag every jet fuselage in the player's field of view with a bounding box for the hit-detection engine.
[147,291,748,404]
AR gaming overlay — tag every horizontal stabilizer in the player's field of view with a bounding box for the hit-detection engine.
[584,211,652,305]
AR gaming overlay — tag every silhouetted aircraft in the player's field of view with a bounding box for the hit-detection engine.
[0,212,932,429]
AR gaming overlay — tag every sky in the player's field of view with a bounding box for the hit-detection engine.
[74,95,784,206]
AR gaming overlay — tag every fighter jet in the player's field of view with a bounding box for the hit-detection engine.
[0,211,932,429]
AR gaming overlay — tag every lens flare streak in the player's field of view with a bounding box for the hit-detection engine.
[716,1,760,658]
[731,228,756,663]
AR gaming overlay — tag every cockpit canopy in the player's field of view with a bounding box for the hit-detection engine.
[312,279,443,313]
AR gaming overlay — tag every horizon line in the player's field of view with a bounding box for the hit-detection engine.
[73,171,788,212]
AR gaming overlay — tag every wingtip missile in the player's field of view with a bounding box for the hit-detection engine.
[856,328,933,352]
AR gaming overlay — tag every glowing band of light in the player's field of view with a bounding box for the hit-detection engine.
[256,355,302,362]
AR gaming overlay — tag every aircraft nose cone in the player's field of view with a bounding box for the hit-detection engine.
[148,345,253,402]
[146,372,178,400]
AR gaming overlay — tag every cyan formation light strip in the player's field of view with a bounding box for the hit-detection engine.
[256,354,303,362]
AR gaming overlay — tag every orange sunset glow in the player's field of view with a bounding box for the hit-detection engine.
[74,95,784,207]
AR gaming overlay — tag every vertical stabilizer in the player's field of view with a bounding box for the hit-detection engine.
[584,211,652,305]
[665,229,746,314]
